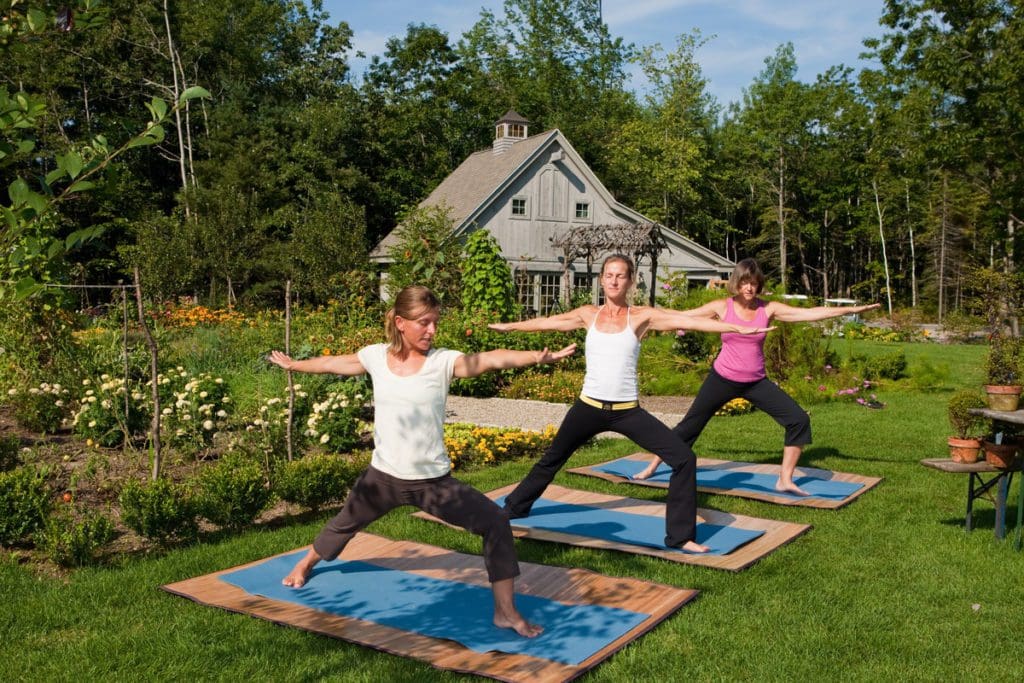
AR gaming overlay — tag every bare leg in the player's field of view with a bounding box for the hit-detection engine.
[282,547,322,587]
[491,578,543,638]
[775,445,809,496]
[632,455,663,480]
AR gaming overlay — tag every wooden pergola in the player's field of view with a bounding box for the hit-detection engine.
[550,223,670,306]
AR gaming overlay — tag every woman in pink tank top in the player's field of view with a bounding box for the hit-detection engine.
[636,258,880,495]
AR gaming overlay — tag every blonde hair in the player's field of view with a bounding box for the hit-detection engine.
[727,258,765,295]
[384,285,440,352]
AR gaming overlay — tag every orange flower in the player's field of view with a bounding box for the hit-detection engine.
[322,348,332,355]
[465,328,473,337]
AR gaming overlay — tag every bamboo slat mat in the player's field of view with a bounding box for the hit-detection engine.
[415,484,810,572]
[162,533,696,682]
[569,454,883,509]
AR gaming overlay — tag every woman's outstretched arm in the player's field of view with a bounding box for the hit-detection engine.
[487,307,590,333]
[644,307,774,335]
[767,301,881,323]
[454,344,577,378]
[267,350,366,376]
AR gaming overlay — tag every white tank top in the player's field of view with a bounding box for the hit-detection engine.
[580,306,640,401]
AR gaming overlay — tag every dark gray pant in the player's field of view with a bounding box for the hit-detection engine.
[312,466,519,582]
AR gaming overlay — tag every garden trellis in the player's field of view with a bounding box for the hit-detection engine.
[550,223,670,306]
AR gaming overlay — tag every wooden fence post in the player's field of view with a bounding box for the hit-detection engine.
[133,267,162,480]
[285,280,294,462]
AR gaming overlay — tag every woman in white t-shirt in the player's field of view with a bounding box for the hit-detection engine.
[488,255,771,552]
[268,285,575,638]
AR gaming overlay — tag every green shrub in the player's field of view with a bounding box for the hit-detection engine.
[274,452,364,511]
[0,435,21,472]
[7,382,69,433]
[38,511,116,567]
[909,358,952,391]
[947,389,988,439]
[193,453,272,530]
[119,477,197,545]
[672,329,718,363]
[460,230,516,321]
[764,323,838,382]
[71,376,149,447]
[303,378,372,452]
[502,367,585,403]
[856,350,908,380]
[0,465,52,545]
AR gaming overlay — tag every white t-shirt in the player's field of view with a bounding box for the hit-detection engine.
[356,343,463,480]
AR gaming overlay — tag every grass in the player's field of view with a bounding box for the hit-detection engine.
[5,341,1023,681]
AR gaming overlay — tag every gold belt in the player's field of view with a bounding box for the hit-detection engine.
[579,395,639,411]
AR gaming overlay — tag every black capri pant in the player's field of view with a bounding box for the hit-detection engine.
[673,368,812,448]
[313,465,519,583]
[503,399,700,547]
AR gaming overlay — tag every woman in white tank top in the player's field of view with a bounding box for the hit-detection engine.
[489,255,771,552]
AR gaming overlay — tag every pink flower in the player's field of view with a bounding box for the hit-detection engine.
[676,330,686,336]
[856,398,866,405]
[818,385,827,392]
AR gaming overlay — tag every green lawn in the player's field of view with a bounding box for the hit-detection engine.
[4,341,1022,681]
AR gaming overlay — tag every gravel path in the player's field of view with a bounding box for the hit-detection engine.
[445,395,692,438]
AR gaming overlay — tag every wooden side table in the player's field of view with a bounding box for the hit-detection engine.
[921,458,1019,540]
[969,407,1024,549]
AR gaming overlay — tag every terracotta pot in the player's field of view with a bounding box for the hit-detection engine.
[982,440,1019,469]
[984,385,1022,412]
[948,437,982,464]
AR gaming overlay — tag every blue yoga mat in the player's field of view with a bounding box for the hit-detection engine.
[593,459,864,501]
[496,496,764,555]
[219,551,649,666]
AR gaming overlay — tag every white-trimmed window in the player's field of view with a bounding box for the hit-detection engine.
[573,274,594,304]
[511,196,528,217]
[574,202,590,219]
[538,274,561,314]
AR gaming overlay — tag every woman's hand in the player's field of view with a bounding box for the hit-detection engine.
[735,325,776,335]
[268,350,294,370]
[536,343,577,364]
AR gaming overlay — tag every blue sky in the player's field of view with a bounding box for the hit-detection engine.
[320,0,887,108]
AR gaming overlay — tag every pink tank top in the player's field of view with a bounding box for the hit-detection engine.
[712,298,768,382]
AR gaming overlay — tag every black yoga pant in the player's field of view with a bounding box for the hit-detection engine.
[503,399,700,547]
[673,368,812,448]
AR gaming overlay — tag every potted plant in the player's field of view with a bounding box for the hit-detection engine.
[983,334,1022,411]
[947,389,987,463]
[981,436,1019,469]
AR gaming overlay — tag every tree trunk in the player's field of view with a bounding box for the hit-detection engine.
[872,179,893,315]
[162,0,189,216]
[777,147,787,290]
[906,180,917,308]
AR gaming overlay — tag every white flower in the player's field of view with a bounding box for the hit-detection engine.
[53,383,62,391]
[88,420,97,428]
[6,389,16,396]
[267,397,281,405]
[101,373,111,381]
[82,379,91,386]
[87,396,97,403]
[85,389,95,396]
[176,366,184,372]
[29,388,41,395]
[319,433,330,444]
[202,420,214,430]
[182,414,192,421]
[132,392,144,401]
[162,408,173,415]
[221,396,231,403]
[55,400,64,407]
[215,378,223,384]
[101,400,112,409]
[293,383,302,391]
[199,391,208,399]
[216,410,227,418]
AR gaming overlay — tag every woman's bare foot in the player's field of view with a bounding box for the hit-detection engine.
[491,578,543,638]
[632,459,662,480]
[774,480,810,496]
[678,539,710,553]
[494,610,544,638]
[282,549,321,587]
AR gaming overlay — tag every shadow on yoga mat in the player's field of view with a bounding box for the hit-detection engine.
[569,454,882,509]
[414,484,811,572]
[162,533,697,682]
